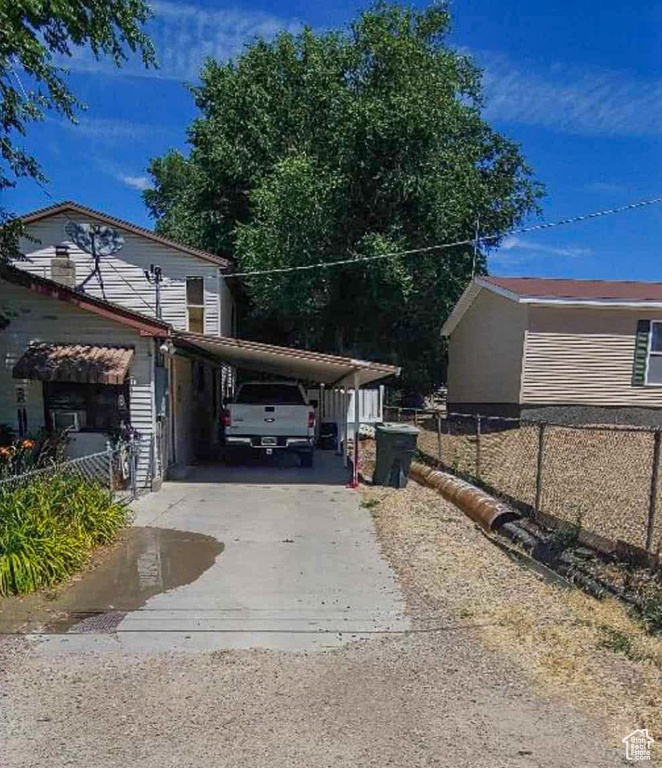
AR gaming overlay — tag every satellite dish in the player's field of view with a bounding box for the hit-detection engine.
[65,221,124,257]
[64,221,124,296]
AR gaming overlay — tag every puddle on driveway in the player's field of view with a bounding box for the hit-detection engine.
[0,527,223,634]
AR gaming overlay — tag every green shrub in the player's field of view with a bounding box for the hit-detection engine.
[0,474,128,596]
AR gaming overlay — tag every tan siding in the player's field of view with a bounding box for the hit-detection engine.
[522,306,662,406]
[447,289,527,404]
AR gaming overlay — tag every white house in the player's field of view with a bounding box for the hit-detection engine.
[1,201,400,489]
[2,201,238,486]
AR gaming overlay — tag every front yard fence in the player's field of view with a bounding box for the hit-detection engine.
[0,438,143,504]
[384,407,662,561]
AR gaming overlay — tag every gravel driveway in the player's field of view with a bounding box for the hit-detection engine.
[1,457,624,767]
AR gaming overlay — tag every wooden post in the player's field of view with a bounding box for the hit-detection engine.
[534,422,546,516]
[475,415,481,480]
[646,430,661,554]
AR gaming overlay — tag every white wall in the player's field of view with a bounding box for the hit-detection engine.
[0,278,155,486]
[18,212,235,337]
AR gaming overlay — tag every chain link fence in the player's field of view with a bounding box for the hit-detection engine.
[0,438,143,504]
[384,407,662,559]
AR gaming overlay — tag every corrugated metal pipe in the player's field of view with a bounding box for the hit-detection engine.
[409,461,519,532]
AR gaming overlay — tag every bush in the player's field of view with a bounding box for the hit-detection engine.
[0,474,128,596]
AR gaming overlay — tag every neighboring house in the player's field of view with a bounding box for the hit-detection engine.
[442,276,662,425]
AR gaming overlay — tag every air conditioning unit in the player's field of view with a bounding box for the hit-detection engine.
[50,411,82,432]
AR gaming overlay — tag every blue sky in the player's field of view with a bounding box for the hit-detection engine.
[6,0,662,280]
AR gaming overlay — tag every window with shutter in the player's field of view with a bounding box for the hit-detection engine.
[633,320,650,386]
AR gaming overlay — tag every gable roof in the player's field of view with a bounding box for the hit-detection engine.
[442,275,662,336]
[20,201,230,270]
[0,264,170,337]
[482,275,662,302]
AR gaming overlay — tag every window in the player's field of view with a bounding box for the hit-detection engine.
[647,322,662,384]
[186,277,205,333]
[235,383,305,405]
[44,382,129,432]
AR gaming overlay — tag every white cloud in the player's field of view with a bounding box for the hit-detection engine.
[583,181,628,195]
[54,116,170,141]
[62,1,301,82]
[479,52,662,136]
[117,174,151,191]
[493,236,592,265]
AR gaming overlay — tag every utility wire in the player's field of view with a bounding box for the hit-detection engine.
[225,194,662,278]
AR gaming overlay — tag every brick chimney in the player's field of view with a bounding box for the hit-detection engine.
[51,244,76,288]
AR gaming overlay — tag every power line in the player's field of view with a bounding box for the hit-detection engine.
[225,194,662,278]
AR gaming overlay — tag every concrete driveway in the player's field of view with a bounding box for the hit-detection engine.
[29,451,408,654]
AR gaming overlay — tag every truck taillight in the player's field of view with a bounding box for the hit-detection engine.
[221,409,231,427]
[308,411,315,429]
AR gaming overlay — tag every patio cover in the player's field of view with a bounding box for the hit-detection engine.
[13,343,134,385]
[174,332,400,386]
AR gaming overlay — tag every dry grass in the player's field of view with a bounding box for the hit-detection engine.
[359,439,662,752]
[412,415,662,552]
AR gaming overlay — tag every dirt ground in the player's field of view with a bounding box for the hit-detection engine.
[2,451,658,766]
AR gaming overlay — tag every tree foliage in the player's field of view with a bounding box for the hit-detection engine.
[0,0,156,260]
[146,2,544,395]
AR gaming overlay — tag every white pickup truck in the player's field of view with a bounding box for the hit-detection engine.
[221,380,316,467]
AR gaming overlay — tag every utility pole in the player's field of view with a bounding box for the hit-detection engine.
[144,264,163,319]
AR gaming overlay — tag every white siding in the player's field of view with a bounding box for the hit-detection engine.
[0,278,155,486]
[522,305,662,406]
[18,212,235,337]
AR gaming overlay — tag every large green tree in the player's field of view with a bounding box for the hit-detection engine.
[0,0,156,260]
[145,2,543,395]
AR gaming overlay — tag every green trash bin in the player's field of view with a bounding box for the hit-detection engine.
[373,423,420,488]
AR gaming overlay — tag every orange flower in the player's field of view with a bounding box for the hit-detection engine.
[0,447,10,457]
[21,439,35,449]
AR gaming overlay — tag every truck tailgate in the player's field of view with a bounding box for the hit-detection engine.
[229,404,309,436]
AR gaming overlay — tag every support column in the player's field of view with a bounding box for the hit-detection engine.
[350,371,360,487]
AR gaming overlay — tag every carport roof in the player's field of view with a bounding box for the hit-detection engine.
[174,331,400,386]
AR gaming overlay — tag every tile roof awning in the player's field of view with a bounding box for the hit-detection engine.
[13,344,134,385]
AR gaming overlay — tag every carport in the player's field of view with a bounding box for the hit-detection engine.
[173,331,400,484]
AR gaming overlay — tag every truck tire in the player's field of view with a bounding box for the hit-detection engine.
[299,451,314,468]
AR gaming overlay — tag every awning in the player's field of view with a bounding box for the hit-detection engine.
[13,343,134,385]
[174,332,400,387]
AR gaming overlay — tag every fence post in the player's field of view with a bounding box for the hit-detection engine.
[475,415,481,480]
[130,436,138,500]
[437,413,442,465]
[646,430,661,554]
[106,440,114,494]
[534,422,546,516]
